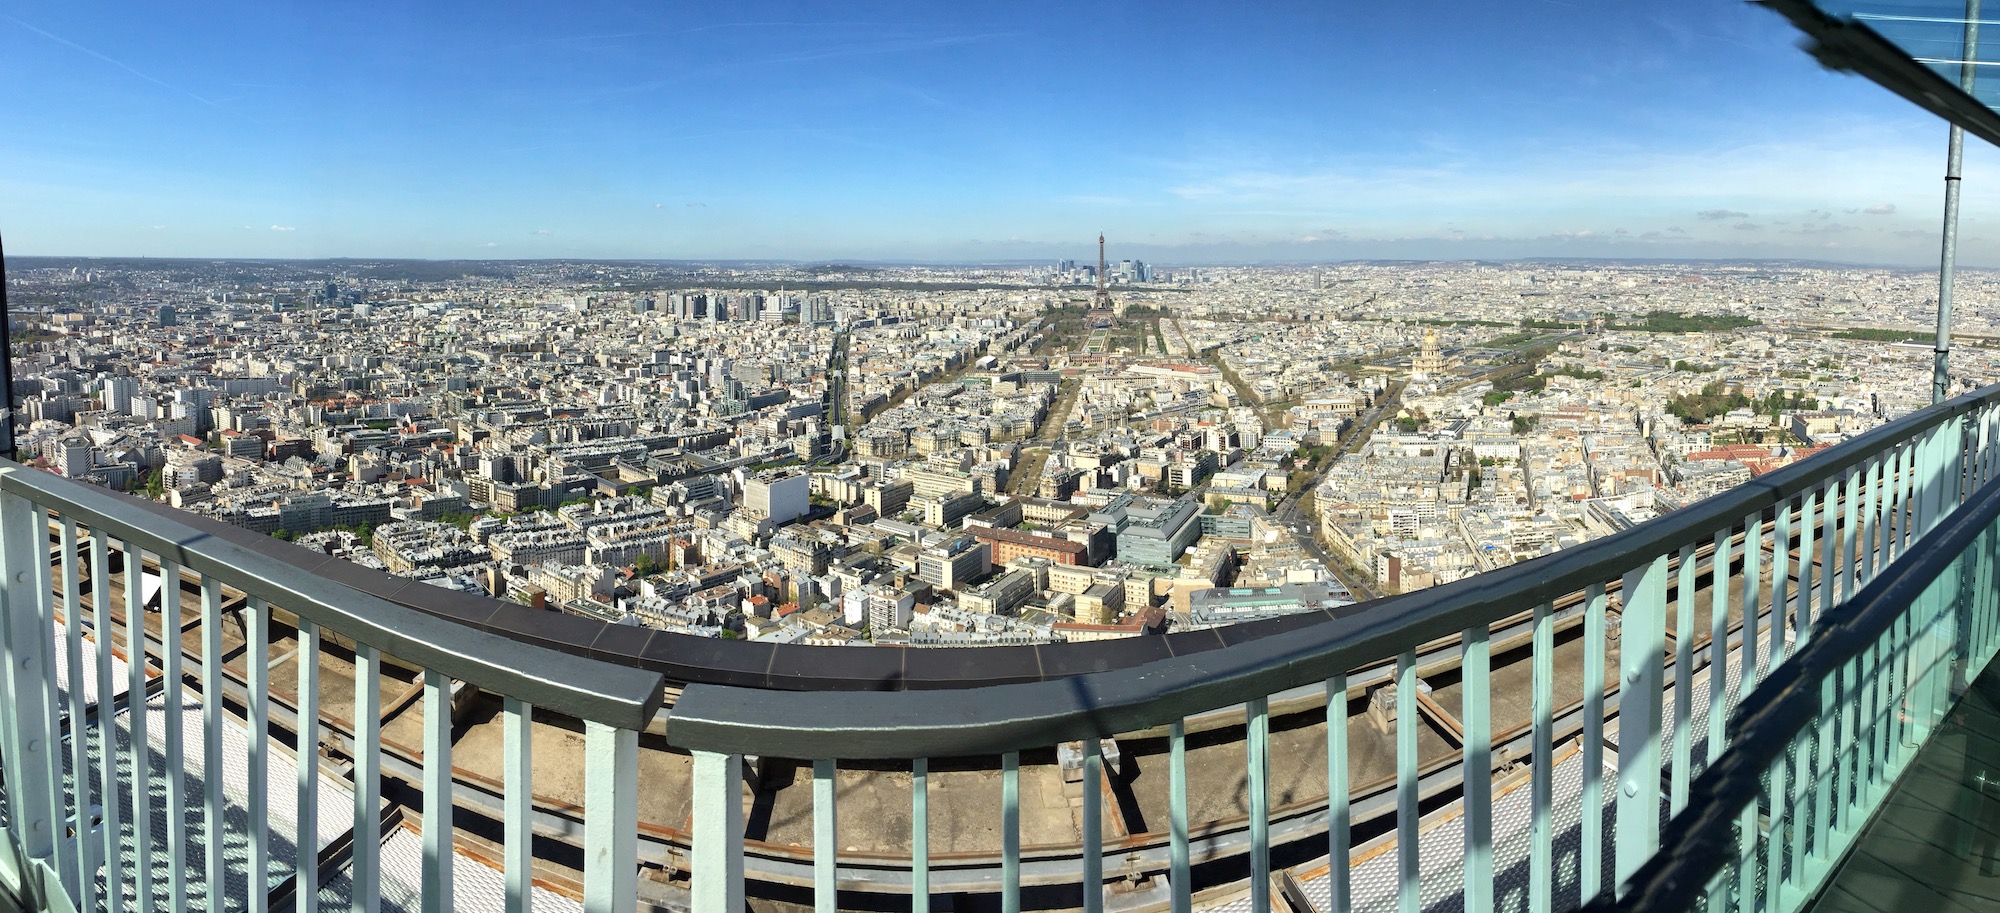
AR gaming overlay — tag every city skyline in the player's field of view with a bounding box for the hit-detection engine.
[6,1,2000,264]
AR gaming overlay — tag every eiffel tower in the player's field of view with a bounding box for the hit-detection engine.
[1094,232,1114,311]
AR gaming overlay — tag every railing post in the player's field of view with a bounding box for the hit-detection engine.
[691,750,744,913]
[583,721,638,913]
[1615,554,1668,895]
[0,486,62,910]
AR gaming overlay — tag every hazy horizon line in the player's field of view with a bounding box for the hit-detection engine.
[2,252,1968,272]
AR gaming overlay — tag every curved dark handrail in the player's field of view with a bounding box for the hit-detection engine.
[1585,424,2000,913]
[664,386,1999,758]
[0,463,667,729]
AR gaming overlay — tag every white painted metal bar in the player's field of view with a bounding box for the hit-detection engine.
[420,670,453,913]
[159,557,188,912]
[1841,466,1862,605]
[199,574,223,913]
[1001,751,1020,913]
[0,492,58,910]
[1246,697,1269,913]
[1709,529,1732,768]
[1461,625,1492,913]
[690,749,744,913]
[1581,582,1606,905]
[1774,493,1795,658]
[1615,554,1667,895]
[88,529,123,909]
[124,543,153,913]
[581,721,637,913]
[1671,542,1695,814]
[502,697,531,913]
[1530,600,1554,913]
[911,757,929,913]
[246,596,271,913]
[1741,510,1765,688]
[1395,650,1418,913]
[60,517,93,909]
[1326,676,1349,913]
[296,619,320,913]
[814,758,839,913]
[1170,720,1190,913]
[351,643,381,913]
[1084,738,1105,913]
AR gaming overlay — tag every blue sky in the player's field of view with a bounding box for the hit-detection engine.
[0,1,1994,264]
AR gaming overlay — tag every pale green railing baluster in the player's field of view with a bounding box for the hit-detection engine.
[1672,543,1695,814]
[1708,529,1732,767]
[582,721,637,913]
[1247,697,1269,913]
[88,529,124,909]
[1840,466,1861,605]
[1581,582,1606,906]
[1775,492,1796,658]
[199,574,223,913]
[1170,720,1190,913]
[1085,737,1106,913]
[1764,750,1790,909]
[1862,454,1883,584]
[0,495,58,910]
[1811,664,1838,868]
[1462,625,1492,913]
[1326,677,1349,913]
[351,643,381,913]
[815,759,839,913]
[60,517,94,910]
[296,620,320,913]
[159,557,187,912]
[1530,600,1554,913]
[1002,751,1020,913]
[1818,479,1840,629]
[1741,510,1764,689]
[912,757,929,913]
[1616,555,1666,896]
[246,596,271,913]
[124,544,153,913]
[691,749,744,913]
[1396,650,1419,913]
[502,698,531,913]
[420,670,453,913]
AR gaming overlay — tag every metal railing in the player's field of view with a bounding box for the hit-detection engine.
[1,386,1999,913]
[666,385,2000,912]
[1601,399,2000,912]
[0,463,666,912]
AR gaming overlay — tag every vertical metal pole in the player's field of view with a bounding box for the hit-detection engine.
[296,620,320,913]
[1462,626,1493,913]
[420,671,454,913]
[0,486,56,908]
[1246,699,1269,913]
[1936,0,1981,403]
[581,722,637,913]
[691,750,744,913]
[502,697,531,913]
[1325,678,1350,913]
[912,758,929,913]
[814,759,839,913]
[1616,555,1668,895]
[0,230,17,461]
[1169,721,1190,913]
[1395,651,1419,913]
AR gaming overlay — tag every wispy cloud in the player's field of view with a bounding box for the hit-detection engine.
[270,225,295,232]
[1,13,220,108]
[1698,209,1748,220]
[1865,202,1897,215]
